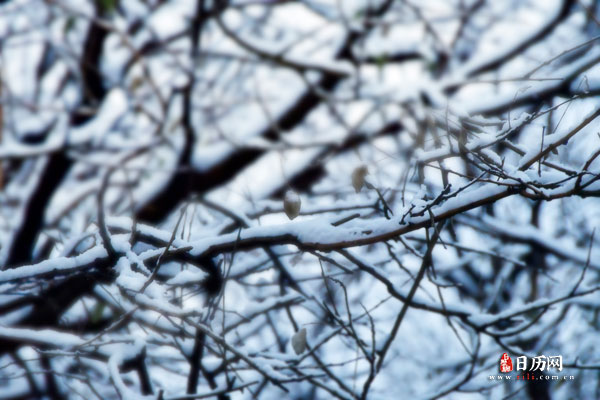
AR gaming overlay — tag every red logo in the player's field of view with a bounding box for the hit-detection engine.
[500,353,513,373]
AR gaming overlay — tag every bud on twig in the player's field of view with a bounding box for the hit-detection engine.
[291,328,307,355]
[284,190,301,220]
[352,165,369,193]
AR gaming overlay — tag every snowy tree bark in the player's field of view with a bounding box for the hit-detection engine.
[0,0,599,399]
